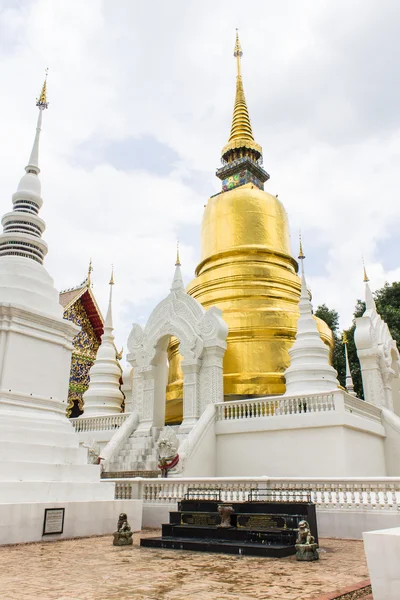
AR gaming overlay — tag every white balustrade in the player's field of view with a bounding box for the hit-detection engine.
[112,476,400,511]
[215,391,382,423]
[70,413,130,432]
[343,394,382,422]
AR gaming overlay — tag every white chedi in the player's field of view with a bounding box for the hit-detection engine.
[284,242,339,395]
[83,270,124,416]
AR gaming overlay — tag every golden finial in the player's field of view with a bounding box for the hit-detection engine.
[175,241,181,267]
[298,233,305,260]
[109,265,114,286]
[343,331,348,344]
[87,258,93,286]
[234,29,243,64]
[221,30,262,161]
[362,257,369,282]
[36,68,49,110]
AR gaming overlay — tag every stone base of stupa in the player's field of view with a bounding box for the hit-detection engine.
[0,402,142,545]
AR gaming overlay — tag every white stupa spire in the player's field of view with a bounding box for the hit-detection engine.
[0,71,49,264]
[171,241,184,291]
[362,261,377,314]
[105,266,114,328]
[343,332,357,396]
[83,268,124,416]
[284,237,339,395]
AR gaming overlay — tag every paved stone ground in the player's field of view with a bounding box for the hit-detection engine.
[0,530,370,600]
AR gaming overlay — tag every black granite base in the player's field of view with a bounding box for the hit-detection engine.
[140,495,318,559]
[141,536,296,557]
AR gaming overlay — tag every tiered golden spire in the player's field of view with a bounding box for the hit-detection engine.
[298,233,305,260]
[109,265,115,286]
[362,258,369,283]
[221,30,262,161]
[36,68,49,110]
[175,241,181,267]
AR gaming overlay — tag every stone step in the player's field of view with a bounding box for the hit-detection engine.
[0,480,115,503]
[0,461,101,483]
[0,426,79,447]
[102,470,160,478]
[0,441,87,465]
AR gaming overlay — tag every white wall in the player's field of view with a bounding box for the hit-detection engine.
[216,413,386,477]
[0,499,143,545]
[382,408,400,476]
[1,318,72,409]
[391,378,400,417]
[364,527,400,600]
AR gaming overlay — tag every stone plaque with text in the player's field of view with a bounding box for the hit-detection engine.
[43,508,65,535]
[181,512,219,526]
[237,514,286,530]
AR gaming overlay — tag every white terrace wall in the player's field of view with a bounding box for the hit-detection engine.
[214,391,386,477]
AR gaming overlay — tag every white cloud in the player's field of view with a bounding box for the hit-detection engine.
[1,0,400,354]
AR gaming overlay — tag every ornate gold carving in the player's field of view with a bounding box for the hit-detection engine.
[64,299,100,416]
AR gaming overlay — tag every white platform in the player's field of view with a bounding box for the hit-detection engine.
[215,411,386,477]
[363,527,400,600]
[0,499,143,545]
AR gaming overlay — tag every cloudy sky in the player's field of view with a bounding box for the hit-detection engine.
[1,0,400,356]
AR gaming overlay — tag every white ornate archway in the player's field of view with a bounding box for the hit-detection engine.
[355,284,400,410]
[127,265,228,435]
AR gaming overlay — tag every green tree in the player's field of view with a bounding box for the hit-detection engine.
[314,304,346,388]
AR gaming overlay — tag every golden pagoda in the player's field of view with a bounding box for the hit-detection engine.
[166,32,332,423]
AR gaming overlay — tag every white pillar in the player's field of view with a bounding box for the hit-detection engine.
[180,359,201,433]
[199,345,225,412]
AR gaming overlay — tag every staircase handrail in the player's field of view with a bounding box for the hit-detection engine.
[101,410,139,471]
[175,403,216,475]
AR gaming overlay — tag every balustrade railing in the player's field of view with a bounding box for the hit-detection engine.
[70,413,129,432]
[112,476,400,511]
[343,395,382,422]
[215,391,382,423]
[215,393,336,421]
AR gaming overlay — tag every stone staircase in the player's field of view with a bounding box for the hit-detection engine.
[106,425,182,476]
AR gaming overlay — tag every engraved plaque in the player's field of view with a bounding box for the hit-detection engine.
[43,508,65,535]
[237,514,286,530]
[181,512,218,526]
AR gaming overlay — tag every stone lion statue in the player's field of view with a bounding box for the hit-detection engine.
[113,512,133,546]
[296,520,315,545]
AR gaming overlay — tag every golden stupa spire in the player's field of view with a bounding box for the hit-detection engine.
[298,233,305,260]
[87,259,93,286]
[175,241,181,267]
[36,68,49,110]
[221,30,262,162]
[343,331,348,344]
[109,265,115,286]
[362,258,369,283]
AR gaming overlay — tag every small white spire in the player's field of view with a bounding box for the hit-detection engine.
[0,72,50,264]
[26,70,48,174]
[26,110,43,174]
[171,242,184,292]
[343,333,357,396]
[105,266,114,329]
[362,261,376,313]
[284,238,339,395]
[83,265,123,416]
